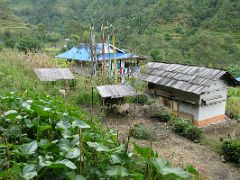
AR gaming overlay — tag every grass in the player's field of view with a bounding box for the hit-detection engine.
[227,88,240,121]
[0,50,106,107]
[130,123,157,141]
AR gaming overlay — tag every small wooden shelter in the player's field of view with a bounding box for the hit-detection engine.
[33,68,76,94]
[33,68,75,82]
[97,84,137,99]
[96,84,138,115]
[142,62,239,126]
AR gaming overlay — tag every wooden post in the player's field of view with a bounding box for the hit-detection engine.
[92,87,94,108]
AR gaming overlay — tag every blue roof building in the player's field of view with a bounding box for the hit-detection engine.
[56,43,145,80]
[236,77,240,81]
[56,43,141,62]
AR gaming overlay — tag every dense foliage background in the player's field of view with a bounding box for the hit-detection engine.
[0,0,240,68]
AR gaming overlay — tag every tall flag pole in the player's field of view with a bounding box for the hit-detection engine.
[107,22,112,82]
[101,18,105,74]
[112,27,117,84]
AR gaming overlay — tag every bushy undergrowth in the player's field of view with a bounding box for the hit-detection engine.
[227,88,240,121]
[132,94,149,105]
[130,124,157,141]
[172,118,203,142]
[0,92,198,179]
[149,108,174,122]
[221,139,240,164]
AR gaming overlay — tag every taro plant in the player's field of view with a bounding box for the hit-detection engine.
[0,92,198,179]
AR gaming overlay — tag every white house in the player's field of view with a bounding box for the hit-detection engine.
[142,62,239,126]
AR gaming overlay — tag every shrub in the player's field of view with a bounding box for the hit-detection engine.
[221,139,240,164]
[0,43,3,51]
[172,119,191,135]
[172,118,202,141]
[150,109,173,122]
[17,36,41,54]
[130,124,156,141]
[133,94,149,105]
[184,126,203,141]
[4,38,16,49]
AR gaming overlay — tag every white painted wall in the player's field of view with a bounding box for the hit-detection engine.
[148,79,229,122]
[196,79,228,121]
[197,101,226,120]
[178,102,199,120]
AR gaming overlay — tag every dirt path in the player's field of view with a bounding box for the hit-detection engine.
[103,117,240,180]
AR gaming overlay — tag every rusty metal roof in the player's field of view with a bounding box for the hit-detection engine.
[96,84,137,98]
[33,68,75,81]
[142,62,238,94]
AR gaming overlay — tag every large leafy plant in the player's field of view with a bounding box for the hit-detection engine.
[0,92,198,179]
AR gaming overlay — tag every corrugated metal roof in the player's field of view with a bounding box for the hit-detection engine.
[96,84,137,98]
[55,43,141,61]
[34,68,75,81]
[142,62,237,94]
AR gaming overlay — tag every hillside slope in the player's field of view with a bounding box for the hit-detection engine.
[0,1,30,33]
[3,0,240,67]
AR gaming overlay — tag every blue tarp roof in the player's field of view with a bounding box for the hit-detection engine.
[236,77,240,81]
[56,43,139,61]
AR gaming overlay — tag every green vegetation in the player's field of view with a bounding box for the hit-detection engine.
[130,124,157,141]
[132,94,149,105]
[227,88,240,121]
[0,91,199,179]
[0,0,240,178]
[149,108,174,122]
[172,118,203,142]
[17,36,41,53]
[221,139,240,164]
[0,0,239,68]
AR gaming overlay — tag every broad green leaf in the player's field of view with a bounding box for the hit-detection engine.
[86,142,109,152]
[185,165,199,175]
[65,148,80,159]
[61,129,73,138]
[7,125,20,137]
[59,139,70,150]
[70,135,80,146]
[108,144,125,154]
[31,104,49,117]
[24,119,33,128]
[129,172,144,180]
[21,102,31,110]
[18,141,38,155]
[111,154,121,164]
[133,143,156,159]
[152,158,169,169]
[39,157,77,170]
[160,167,189,179]
[38,139,53,150]
[73,175,86,180]
[38,156,52,168]
[152,159,189,179]
[56,120,71,130]
[22,164,37,180]
[110,130,118,144]
[38,125,52,132]
[72,119,90,129]
[106,166,129,177]
[4,110,18,120]
[50,159,77,170]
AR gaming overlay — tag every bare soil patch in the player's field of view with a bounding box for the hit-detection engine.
[103,114,240,180]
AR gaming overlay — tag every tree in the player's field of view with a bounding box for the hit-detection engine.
[46,32,62,42]
[150,49,162,61]
[4,38,16,49]
[17,36,41,54]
